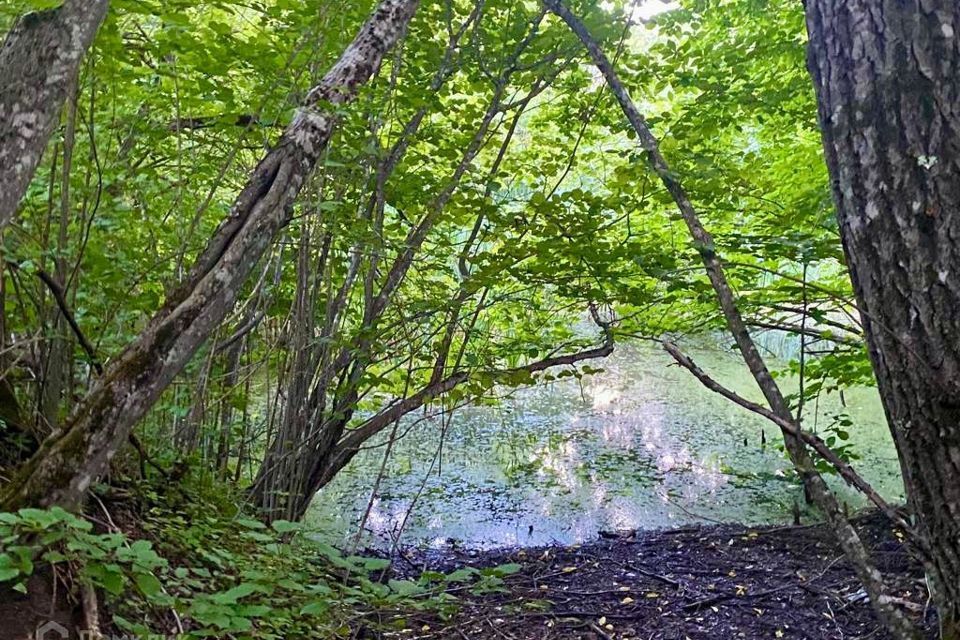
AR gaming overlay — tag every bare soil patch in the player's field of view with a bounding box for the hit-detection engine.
[399,512,934,639]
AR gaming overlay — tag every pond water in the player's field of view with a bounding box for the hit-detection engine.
[306,340,904,550]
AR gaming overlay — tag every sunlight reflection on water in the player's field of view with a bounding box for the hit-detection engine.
[306,340,904,549]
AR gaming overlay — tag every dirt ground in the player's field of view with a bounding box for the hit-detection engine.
[399,513,936,640]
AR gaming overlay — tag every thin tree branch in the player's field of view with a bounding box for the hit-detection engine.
[662,340,910,533]
[325,319,614,483]
[38,269,102,374]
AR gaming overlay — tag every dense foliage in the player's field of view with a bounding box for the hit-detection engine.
[0,0,905,636]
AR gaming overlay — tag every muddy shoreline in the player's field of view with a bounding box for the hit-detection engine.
[393,512,935,639]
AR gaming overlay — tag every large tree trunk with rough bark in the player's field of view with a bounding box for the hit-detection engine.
[806,3,960,638]
[0,0,420,512]
[0,0,109,230]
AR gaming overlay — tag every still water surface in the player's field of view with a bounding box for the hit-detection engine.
[307,341,903,549]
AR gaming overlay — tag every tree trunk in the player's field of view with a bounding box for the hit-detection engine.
[215,326,250,477]
[251,219,317,522]
[38,77,80,435]
[806,3,960,638]
[0,0,420,511]
[0,0,109,230]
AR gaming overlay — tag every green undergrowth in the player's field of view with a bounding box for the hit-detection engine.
[0,474,520,638]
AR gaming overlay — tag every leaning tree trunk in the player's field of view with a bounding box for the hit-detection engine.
[0,0,109,230]
[0,0,420,511]
[806,3,960,638]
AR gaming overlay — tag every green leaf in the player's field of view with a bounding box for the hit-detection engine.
[0,567,20,581]
[492,563,522,576]
[300,602,329,616]
[388,579,422,596]
[135,572,163,597]
[361,557,391,572]
[212,582,263,604]
[17,508,59,528]
[444,568,477,583]
[270,520,301,534]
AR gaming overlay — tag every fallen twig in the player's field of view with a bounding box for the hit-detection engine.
[626,563,682,588]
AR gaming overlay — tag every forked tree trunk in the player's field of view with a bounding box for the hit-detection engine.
[806,3,960,638]
[0,0,420,511]
[0,0,109,230]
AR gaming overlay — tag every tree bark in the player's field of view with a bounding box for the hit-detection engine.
[0,0,420,511]
[0,0,109,230]
[805,3,960,638]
